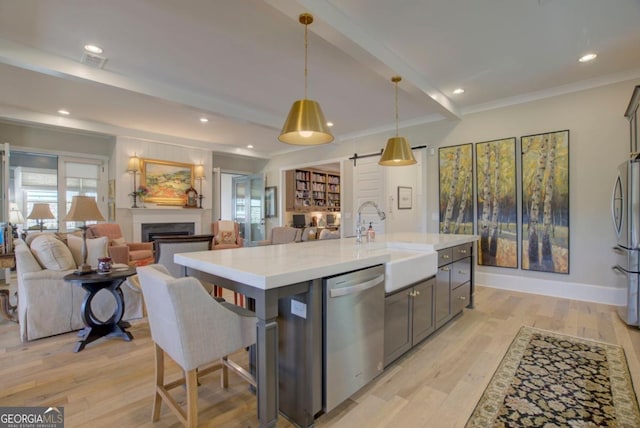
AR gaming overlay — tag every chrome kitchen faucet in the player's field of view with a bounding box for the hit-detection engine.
[356,200,386,243]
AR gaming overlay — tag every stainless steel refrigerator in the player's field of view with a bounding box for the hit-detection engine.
[612,160,640,326]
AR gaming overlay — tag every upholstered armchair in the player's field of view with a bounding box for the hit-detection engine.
[256,226,301,246]
[87,223,154,266]
[211,221,244,250]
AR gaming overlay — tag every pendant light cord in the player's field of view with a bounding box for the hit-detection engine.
[394,79,399,137]
[304,21,308,100]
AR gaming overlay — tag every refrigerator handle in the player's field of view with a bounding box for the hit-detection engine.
[612,265,628,275]
[611,173,624,238]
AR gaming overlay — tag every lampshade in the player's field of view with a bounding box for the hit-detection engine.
[279,99,333,145]
[278,13,334,146]
[9,204,25,224]
[194,164,205,179]
[127,154,141,173]
[379,137,417,166]
[63,196,105,222]
[379,76,416,166]
[27,203,55,220]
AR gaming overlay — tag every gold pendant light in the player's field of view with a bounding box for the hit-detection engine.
[279,13,334,145]
[379,76,417,166]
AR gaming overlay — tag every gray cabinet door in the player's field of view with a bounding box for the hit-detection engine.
[384,289,412,367]
[412,278,435,344]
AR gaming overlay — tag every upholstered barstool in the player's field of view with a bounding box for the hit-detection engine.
[136,264,256,427]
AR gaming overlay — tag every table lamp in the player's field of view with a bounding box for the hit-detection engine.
[27,203,55,232]
[9,203,25,239]
[63,196,105,274]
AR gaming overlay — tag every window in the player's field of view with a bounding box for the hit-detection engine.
[9,152,105,233]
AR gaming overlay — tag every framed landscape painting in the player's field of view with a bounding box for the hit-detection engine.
[475,137,518,268]
[140,158,194,205]
[521,130,569,274]
[439,143,474,234]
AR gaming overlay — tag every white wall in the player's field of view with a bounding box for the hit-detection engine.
[114,137,213,241]
[261,78,640,305]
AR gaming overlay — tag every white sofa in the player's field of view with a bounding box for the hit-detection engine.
[15,235,143,342]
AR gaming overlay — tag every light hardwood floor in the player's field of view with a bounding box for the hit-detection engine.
[1,286,639,427]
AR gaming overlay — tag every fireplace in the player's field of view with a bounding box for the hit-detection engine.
[141,222,195,242]
[131,209,203,242]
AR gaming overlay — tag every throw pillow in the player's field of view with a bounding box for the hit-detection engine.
[216,231,236,245]
[67,235,109,268]
[111,237,126,246]
[25,231,63,247]
[30,235,76,271]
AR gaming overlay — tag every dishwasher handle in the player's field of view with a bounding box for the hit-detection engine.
[329,274,384,298]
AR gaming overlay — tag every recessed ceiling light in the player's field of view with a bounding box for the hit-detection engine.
[326,121,334,127]
[84,44,103,54]
[578,53,597,63]
[247,144,254,149]
[199,117,209,123]
[453,88,465,95]
[57,109,70,115]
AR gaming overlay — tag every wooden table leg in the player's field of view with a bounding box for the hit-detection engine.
[0,288,17,322]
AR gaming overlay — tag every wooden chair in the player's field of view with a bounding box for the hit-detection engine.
[136,264,256,428]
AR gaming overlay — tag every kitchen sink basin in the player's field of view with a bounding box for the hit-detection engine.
[384,250,438,293]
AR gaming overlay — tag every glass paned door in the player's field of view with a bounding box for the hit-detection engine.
[232,174,265,243]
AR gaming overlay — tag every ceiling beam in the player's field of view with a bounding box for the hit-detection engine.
[266,0,462,120]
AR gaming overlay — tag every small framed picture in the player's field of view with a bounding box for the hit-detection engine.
[108,179,115,199]
[398,186,412,209]
[265,186,277,218]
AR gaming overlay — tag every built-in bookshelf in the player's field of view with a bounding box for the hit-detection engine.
[286,169,340,212]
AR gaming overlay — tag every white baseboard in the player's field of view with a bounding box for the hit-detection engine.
[475,271,627,306]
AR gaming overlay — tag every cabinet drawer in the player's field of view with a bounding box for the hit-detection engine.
[451,259,471,289]
[438,248,453,266]
[452,243,472,262]
[451,282,470,315]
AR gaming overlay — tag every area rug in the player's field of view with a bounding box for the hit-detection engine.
[466,326,640,427]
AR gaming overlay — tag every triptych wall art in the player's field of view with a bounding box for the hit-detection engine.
[438,130,569,274]
[476,137,518,269]
[438,144,474,235]
[521,130,570,274]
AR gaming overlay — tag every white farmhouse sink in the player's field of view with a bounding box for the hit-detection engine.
[384,250,438,293]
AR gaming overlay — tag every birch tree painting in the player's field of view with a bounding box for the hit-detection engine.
[439,144,473,234]
[476,138,517,268]
[521,130,569,274]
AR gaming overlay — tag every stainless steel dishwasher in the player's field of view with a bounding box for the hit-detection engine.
[323,264,385,413]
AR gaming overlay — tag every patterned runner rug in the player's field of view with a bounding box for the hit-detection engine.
[466,326,640,427]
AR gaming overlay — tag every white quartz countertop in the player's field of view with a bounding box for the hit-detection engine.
[375,232,479,251]
[175,233,478,290]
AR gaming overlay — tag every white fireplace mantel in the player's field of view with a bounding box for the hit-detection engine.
[130,208,203,241]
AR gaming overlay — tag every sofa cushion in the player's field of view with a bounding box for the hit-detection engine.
[67,235,109,268]
[29,235,76,271]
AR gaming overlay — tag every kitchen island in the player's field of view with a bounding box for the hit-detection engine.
[175,233,477,428]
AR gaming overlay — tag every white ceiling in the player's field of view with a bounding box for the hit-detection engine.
[1,0,639,159]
